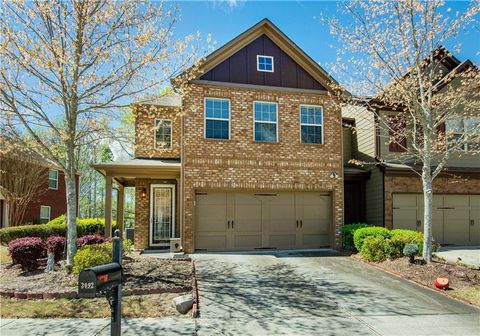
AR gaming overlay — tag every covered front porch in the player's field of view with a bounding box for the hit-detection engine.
[92,158,182,250]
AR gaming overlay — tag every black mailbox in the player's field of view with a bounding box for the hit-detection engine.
[78,262,122,298]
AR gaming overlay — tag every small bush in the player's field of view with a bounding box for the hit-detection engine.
[46,236,66,262]
[390,229,423,257]
[353,227,392,251]
[73,242,112,274]
[341,223,373,250]
[122,239,134,256]
[77,234,106,248]
[403,244,419,263]
[360,236,393,262]
[8,237,45,271]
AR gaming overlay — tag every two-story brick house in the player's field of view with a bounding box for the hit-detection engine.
[0,141,80,227]
[93,19,344,252]
[343,48,480,246]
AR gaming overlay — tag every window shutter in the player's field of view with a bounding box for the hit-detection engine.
[388,116,407,152]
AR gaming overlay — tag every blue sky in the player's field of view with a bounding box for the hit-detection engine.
[172,0,479,79]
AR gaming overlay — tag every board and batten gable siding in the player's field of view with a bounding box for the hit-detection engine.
[200,34,326,91]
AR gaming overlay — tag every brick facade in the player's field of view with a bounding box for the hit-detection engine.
[134,104,182,159]
[23,170,79,224]
[180,83,343,252]
[384,174,480,229]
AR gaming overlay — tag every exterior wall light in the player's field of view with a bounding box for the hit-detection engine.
[329,171,339,179]
[141,188,147,198]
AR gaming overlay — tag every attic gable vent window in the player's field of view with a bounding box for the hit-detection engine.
[257,55,274,72]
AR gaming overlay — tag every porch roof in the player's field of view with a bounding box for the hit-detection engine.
[92,158,181,187]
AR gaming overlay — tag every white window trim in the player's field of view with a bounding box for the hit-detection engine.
[446,117,480,152]
[253,101,279,142]
[149,184,175,247]
[204,97,231,140]
[256,55,274,73]
[300,104,324,145]
[48,169,59,190]
[154,118,173,149]
[40,205,51,222]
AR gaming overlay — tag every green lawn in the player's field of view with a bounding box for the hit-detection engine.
[453,286,480,307]
[0,293,189,318]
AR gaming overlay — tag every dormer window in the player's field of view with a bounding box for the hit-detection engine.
[257,55,274,72]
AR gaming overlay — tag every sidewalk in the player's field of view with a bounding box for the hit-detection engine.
[0,318,195,336]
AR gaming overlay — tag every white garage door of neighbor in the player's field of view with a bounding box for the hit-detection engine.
[195,191,332,251]
[393,194,480,245]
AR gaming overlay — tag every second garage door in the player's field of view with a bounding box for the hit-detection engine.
[393,194,480,245]
[195,191,332,251]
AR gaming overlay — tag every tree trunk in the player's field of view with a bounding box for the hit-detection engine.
[65,160,78,268]
[422,166,433,263]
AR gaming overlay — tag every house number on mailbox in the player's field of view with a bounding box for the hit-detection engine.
[81,282,94,289]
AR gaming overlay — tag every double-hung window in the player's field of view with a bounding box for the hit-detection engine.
[446,117,480,151]
[205,98,230,140]
[48,170,58,189]
[254,102,277,142]
[155,119,172,149]
[40,206,51,224]
[257,55,274,72]
[300,105,323,144]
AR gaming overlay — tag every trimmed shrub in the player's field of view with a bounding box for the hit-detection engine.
[341,223,373,250]
[353,227,392,251]
[390,229,424,257]
[46,236,66,262]
[403,244,419,263]
[77,234,106,248]
[0,217,116,244]
[8,237,45,270]
[73,242,112,274]
[360,236,393,262]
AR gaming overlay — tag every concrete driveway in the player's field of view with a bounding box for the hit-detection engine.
[193,250,480,336]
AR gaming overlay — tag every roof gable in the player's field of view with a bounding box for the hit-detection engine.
[192,19,338,92]
[200,34,326,91]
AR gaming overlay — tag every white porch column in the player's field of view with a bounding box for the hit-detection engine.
[105,175,113,237]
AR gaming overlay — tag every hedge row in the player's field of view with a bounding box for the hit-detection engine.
[0,215,117,244]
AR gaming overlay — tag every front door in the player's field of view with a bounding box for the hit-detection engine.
[150,184,175,246]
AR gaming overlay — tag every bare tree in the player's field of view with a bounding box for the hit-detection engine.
[0,0,207,268]
[323,0,480,262]
[0,139,47,227]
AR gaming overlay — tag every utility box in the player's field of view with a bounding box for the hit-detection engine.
[170,238,182,253]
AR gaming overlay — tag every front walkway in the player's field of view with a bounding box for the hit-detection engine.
[193,250,480,336]
[435,246,480,268]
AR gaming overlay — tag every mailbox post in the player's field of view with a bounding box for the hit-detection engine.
[78,229,123,336]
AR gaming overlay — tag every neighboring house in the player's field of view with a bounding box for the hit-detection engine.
[93,19,344,252]
[0,142,80,227]
[343,48,480,246]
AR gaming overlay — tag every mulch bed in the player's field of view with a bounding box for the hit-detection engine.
[377,257,480,289]
[0,254,193,299]
[352,254,480,305]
